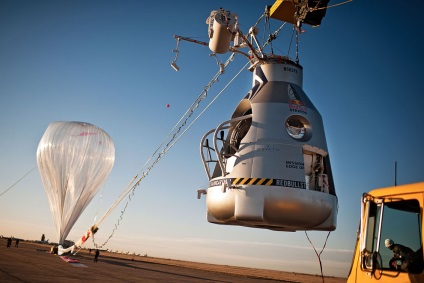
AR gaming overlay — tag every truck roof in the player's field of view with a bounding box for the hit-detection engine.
[368,181,424,198]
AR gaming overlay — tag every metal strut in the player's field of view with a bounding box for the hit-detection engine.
[171,35,228,72]
[171,35,209,71]
[171,37,181,71]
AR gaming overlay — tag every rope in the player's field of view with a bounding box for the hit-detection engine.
[305,231,332,283]
[263,8,273,54]
[91,53,239,248]
[252,12,265,30]
[287,25,296,60]
[92,188,136,249]
[263,21,287,54]
[93,184,106,224]
[315,0,353,10]
[0,165,37,197]
[160,57,250,152]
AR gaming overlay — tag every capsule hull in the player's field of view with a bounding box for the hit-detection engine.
[206,182,337,231]
[201,58,337,231]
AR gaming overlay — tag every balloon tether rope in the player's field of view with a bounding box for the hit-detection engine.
[305,231,331,283]
[91,53,250,248]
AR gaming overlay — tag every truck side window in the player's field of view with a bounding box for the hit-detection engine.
[380,200,423,273]
[363,199,423,273]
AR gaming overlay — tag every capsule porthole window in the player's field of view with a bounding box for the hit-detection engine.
[285,115,312,141]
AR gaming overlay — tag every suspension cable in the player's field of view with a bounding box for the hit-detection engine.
[263,22,287,52]
[162,57,250,152]
[91,53,238,248]
[287,25,296,59]
[305,231,332,283]
[315,0,353,10]
[0,165,37,197]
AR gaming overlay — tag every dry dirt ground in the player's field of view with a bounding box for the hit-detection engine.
[0,238,346,283]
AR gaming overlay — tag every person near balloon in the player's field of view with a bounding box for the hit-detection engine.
[6,237,12,248]
[14,238,19,248]
[94,249,100,262]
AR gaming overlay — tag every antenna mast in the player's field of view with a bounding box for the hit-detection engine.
[394,161,397,186]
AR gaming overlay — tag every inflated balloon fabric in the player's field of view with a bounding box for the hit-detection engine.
[37,121,115,244]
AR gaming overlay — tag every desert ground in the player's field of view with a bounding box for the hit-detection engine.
[0,237,346,282]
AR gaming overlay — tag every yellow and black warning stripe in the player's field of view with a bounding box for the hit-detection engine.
[231,177,273,186]
[209,178,306,189]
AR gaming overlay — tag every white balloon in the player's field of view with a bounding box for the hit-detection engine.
[37,121,115,244]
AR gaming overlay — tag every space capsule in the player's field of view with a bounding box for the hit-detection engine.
[200,56,337,231]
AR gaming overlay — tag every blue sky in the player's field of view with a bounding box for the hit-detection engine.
[1,0,424,278]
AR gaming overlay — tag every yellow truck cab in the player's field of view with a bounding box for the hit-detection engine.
[347,182,424,282]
